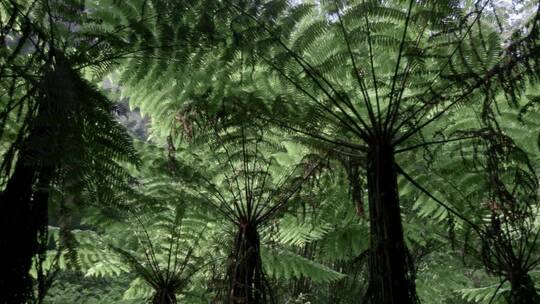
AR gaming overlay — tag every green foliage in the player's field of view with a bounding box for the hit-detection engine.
[44,271,137,304]
[261,248,345,283]
[2,0,540,303]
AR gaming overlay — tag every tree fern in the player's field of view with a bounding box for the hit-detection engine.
[191,2,540,302]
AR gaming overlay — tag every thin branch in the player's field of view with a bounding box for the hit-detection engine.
[384,0,415,134]
[132,213,164,284]
[334,1,377,130]
[240,123,253,220]
[362,0,382,129]
[488,279,507,304]
[386,20,428,136]
[395,135,479,154]
[212,128,249,218]
[396,164,484,235]
[227,0,373,139]
[391,0,492,138]
[394,50,536,146]
[258,115,367,152]
[257,157,324,224]
[261,56,372,141]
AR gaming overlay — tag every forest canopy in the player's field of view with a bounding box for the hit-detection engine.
[1,0,540,303]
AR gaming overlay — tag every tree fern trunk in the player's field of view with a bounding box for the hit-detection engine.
[365,143,417,304]
[152,288,177,304]
[508,273,540,304]
[0,103,54,303]
[0,156,52,303]
[0,156,38,303]
[229,222,268,304]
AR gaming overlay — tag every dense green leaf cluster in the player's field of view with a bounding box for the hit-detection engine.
[1,0,540,303]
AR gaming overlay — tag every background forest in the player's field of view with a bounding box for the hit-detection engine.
[1,0,540,303]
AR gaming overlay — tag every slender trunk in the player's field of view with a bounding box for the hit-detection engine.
[229,222,268,304]
[508,273,540,304]
[0,105,54,303]
[0,158,52,303]
[0,157,38,303]
[152,288,177,304]
[364,143,417,304]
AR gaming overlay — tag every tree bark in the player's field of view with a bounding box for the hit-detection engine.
[0,157,38,303]
[0,154,52,303]
[152,288,177,304]
[229,222,268,304]
[508,273,540,304]
[364,143,418,304]
[0,101,54,303]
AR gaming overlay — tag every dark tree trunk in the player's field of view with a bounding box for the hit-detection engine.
[508,273,540,304]
[0,157,38,303]
[364,143,418,304]
[152,288,177,304]
[0,104,54,303]
[229,222,268,304]
[0,56,79,302]
[0,154,52,303]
